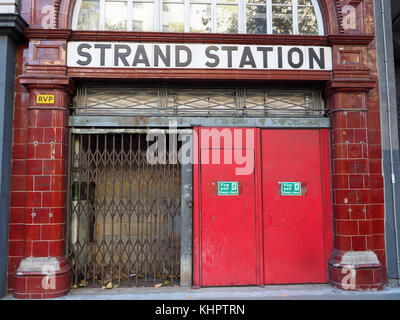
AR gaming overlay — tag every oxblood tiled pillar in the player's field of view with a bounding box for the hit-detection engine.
[326,83,385,291]
[13,78,73,299]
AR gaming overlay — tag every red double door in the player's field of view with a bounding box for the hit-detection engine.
[193,128,333,286]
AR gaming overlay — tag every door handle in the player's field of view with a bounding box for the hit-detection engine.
[266,214,272,227]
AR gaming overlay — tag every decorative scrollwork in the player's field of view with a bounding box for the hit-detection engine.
[335,0,345,34]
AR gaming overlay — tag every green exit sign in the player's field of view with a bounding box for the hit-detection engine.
[218,181,239,196]
[281,182,302,196]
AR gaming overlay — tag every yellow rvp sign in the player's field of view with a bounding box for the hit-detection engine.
[37,95,55,104]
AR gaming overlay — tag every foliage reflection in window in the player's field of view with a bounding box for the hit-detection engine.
[272,0,293,34]
[133,1,155,32]
[190,0,211,33]
[77,0,100,30]
[163,0,185,32]
[246,0,266,34]
[216,0,238,33]
[298,0,318,35]
[105,0,127,31]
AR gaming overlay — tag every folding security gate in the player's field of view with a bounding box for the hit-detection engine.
[67,131,181,287]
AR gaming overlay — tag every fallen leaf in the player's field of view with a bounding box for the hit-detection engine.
[101,281,113,290]
[163,280,170,285]
[154,283,163,288]
[72,284,78,289]
[113,284,119,289]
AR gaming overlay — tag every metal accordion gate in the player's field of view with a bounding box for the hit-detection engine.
[67,131,181,288]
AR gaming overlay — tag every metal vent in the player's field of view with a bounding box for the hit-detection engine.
[73,84,325,118]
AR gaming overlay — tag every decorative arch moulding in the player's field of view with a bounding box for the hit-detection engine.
[26,0,368,37]
[22,29,374,47]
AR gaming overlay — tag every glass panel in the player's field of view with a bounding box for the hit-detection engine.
[265,92,311,116]
[170,88,237,117]
[246,0,266,4]
[217,0,237,3]
[298,6,318,35]
[105,1,127,31]
[133,2,155,31]
[163,3,185,32]
[190,4,211,32]
[216,5,238,33]
[272,0,292,4]
[272,5,292,34]
[298,0,312,5]
[246,5,266,34]
[77,0,100,30]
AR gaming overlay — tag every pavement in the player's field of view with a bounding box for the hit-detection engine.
[3,283,400,300]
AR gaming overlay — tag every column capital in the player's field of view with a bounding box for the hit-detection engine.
[19,76,74,94]
[325,79,376,96]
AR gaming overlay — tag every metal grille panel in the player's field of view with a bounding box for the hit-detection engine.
[73,84,325,117]
[67,133,181,288]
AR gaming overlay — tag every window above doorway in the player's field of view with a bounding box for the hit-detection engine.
[71,0,325,35]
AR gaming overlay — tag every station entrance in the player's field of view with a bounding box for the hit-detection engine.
[68,83,330,288]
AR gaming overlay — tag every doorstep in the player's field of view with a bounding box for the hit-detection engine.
[3,283,400,300]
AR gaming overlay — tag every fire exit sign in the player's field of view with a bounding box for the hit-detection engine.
[281,182,302,196]
[218,182,239,196]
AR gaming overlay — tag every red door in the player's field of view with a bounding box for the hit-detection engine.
[197,128,258,286]
[261,129,330,284]
[193,127,332,286]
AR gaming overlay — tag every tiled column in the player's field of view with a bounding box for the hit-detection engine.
[326,82,385,290]
[13,78,73,299]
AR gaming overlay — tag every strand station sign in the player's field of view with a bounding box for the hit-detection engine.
[67,42,333,71]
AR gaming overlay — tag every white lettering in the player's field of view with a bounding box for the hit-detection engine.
[199,305,245,315]
[155,305,190,318]
[341,265,356,290]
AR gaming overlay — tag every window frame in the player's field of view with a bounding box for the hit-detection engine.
[71,0,324,35]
